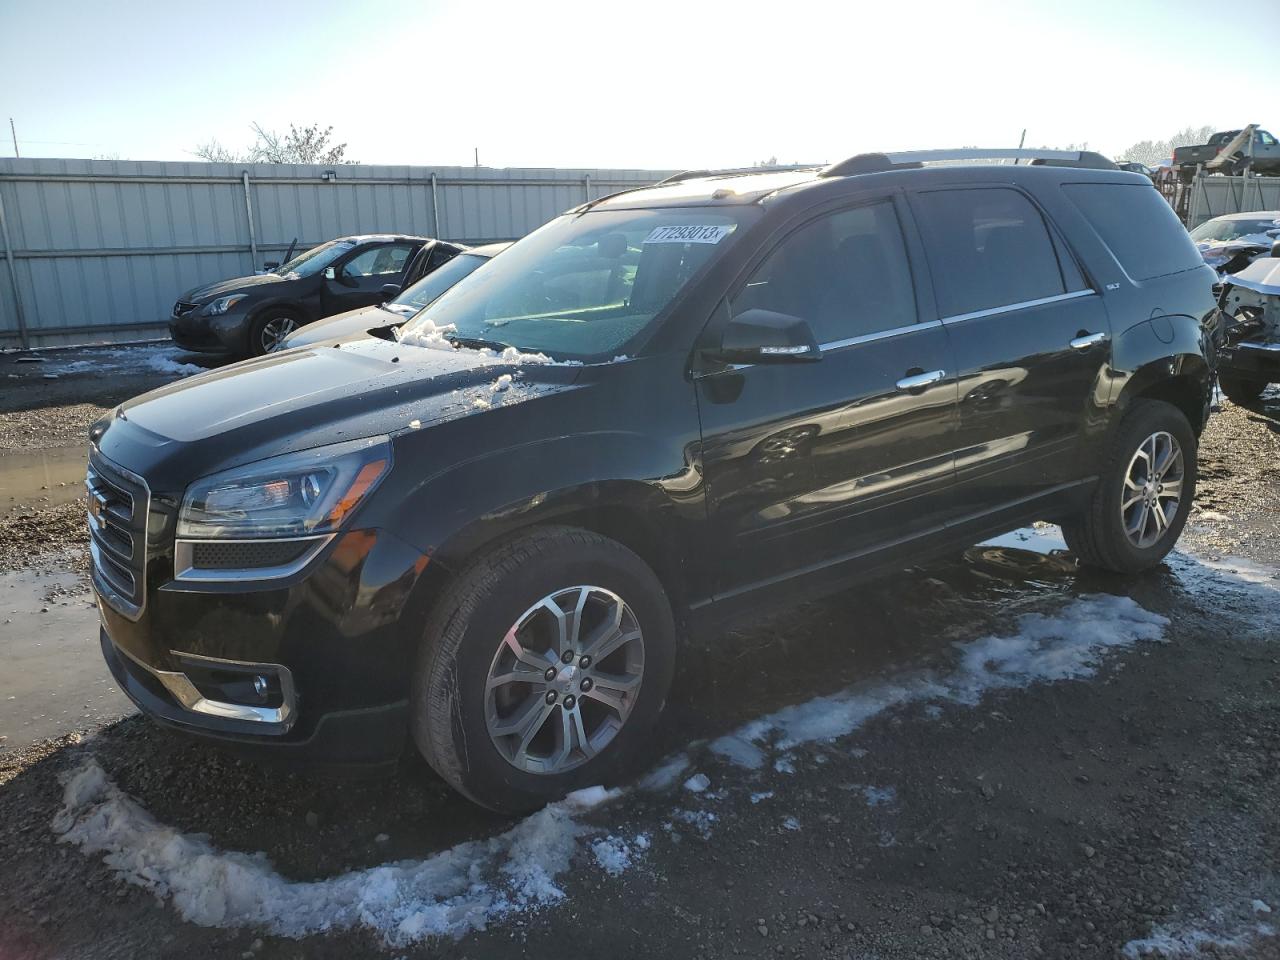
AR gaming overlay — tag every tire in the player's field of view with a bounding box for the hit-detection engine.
[411,526,676,813]
[1061,399,1197,574]
[1218,374,1268,406]
[247,310,301,357]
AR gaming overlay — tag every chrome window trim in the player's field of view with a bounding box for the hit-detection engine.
[173,534,334,583]
[938,289,1096,325]
[819,318,944,352]
[110,639,295,727]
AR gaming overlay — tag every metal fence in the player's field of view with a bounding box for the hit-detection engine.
[0,158,677,348]
[1182,172,1280,229]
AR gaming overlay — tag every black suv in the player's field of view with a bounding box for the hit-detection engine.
[91,151,1218,812]
[168,235,464,357]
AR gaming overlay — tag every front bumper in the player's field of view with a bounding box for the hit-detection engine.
[168,308,251,354]
[1218,340,1280,382]
[94,514,433,767]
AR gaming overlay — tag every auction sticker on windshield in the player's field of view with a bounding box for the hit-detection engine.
[644,224,734,244]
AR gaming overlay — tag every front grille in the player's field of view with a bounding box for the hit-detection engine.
[173,300,198,318]
[87,451,150,619]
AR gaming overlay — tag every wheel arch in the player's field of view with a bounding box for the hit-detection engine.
[1113,354,1212,436]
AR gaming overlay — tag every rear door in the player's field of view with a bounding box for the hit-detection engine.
[908,185,1112,515]
[696,195,959,598]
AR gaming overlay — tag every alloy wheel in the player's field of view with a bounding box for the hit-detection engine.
[485,585,645,775]
[260,316,298,353]
[1120,430,1184,549]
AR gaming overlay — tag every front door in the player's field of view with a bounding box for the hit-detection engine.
[695,196,959,600]
[908,185,1113,516]
[323,241,418,315]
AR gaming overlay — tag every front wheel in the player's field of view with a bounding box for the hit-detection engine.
[1062,399,1197,574]
[248,311,300,357]
[411,527,676,813]
[1218,374,1268,406]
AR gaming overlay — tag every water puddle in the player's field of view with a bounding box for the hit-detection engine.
[0,445,87,510]
[0,567,133,750]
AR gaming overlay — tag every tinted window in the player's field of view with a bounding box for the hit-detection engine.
[398,253,488,310]
[1063,183,1204,281]
[732,202,917,343]
[344,243,413,277]
[914,188,1067,317]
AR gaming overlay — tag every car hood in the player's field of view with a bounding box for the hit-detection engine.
[283,303,404,349]
[1228,256,1280,296]
[180,272,288,303]
[98,337,581,490]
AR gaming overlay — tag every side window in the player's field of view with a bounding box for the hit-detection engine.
[913,188,1067,317]
[1062,183,1203,281]
[1257,130,1278,147]
[343,243,413,278]
[731,201,918,344]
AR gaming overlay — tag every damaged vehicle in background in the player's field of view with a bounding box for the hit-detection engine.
[169,235,465,358]
[90,150,1218,813]
[1189,211,1280,275]
[1216,242,1280,404]
[282,243,512,349]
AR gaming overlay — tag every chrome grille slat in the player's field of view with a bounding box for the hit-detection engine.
[86,452,150,620]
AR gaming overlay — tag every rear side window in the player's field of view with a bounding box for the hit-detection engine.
[913,188,1068,317]
[1061,183,1202,281]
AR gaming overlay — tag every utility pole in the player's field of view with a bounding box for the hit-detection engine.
[1017,128,1026,149]
[474,146,479,168]
[8,119,17,158]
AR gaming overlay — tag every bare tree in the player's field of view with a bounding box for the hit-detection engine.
[1117,125,1217,166]
[192,123,357,164]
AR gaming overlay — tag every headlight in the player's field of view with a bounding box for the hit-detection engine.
[177,436,392,539]
[202,295,247,316]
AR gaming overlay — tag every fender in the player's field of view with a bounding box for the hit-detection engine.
[1108,311,1213,431]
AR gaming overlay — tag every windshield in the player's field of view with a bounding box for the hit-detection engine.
[1189,217,1280,242]
[389,252,490,313]
[398,208,751,361]
[273,239,356,278]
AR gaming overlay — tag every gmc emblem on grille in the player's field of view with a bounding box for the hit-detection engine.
[87,490,108,529]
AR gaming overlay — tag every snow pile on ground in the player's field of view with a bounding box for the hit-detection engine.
[39,345,204,377]
[590,833,649,877]
[711,595,1167,766]
[140,353,204,376]
[1122,920,1276,957]
[52,760,624,944]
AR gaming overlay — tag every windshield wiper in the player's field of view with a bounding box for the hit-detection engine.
[445,333,515,353]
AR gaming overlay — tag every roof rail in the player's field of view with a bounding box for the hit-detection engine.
[820,148,1117,178]
[656,164,819,185]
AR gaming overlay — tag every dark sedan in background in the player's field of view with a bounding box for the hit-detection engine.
[282,242,511,348]
[168,235,466,357]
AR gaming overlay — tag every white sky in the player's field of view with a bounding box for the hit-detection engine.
[1,0,1276,170]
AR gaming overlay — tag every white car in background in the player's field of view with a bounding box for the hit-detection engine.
[1189,211,1280,275]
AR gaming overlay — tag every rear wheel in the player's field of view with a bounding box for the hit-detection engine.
[411,527,676,813]
[1062,399,1197,574]
[1218,374,1268,406]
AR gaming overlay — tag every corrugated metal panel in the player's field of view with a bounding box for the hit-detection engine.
[0,157,676,347]
[1185,173,1280,229]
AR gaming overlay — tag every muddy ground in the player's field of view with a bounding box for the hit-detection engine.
[1,346,1278,959]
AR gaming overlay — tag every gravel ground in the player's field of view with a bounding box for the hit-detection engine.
[1,349,1277,960]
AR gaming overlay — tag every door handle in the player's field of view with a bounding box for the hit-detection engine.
[1069,331,1109,350]
[895,369,946,392]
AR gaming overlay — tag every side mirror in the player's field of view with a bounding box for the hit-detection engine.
[323,266,337,281]
[711,308,821,364]
[380,283,401,302]
[1272,240,1280,259]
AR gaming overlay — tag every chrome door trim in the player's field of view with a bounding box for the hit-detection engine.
[939,289,1096,325]
[819,318,944,352]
